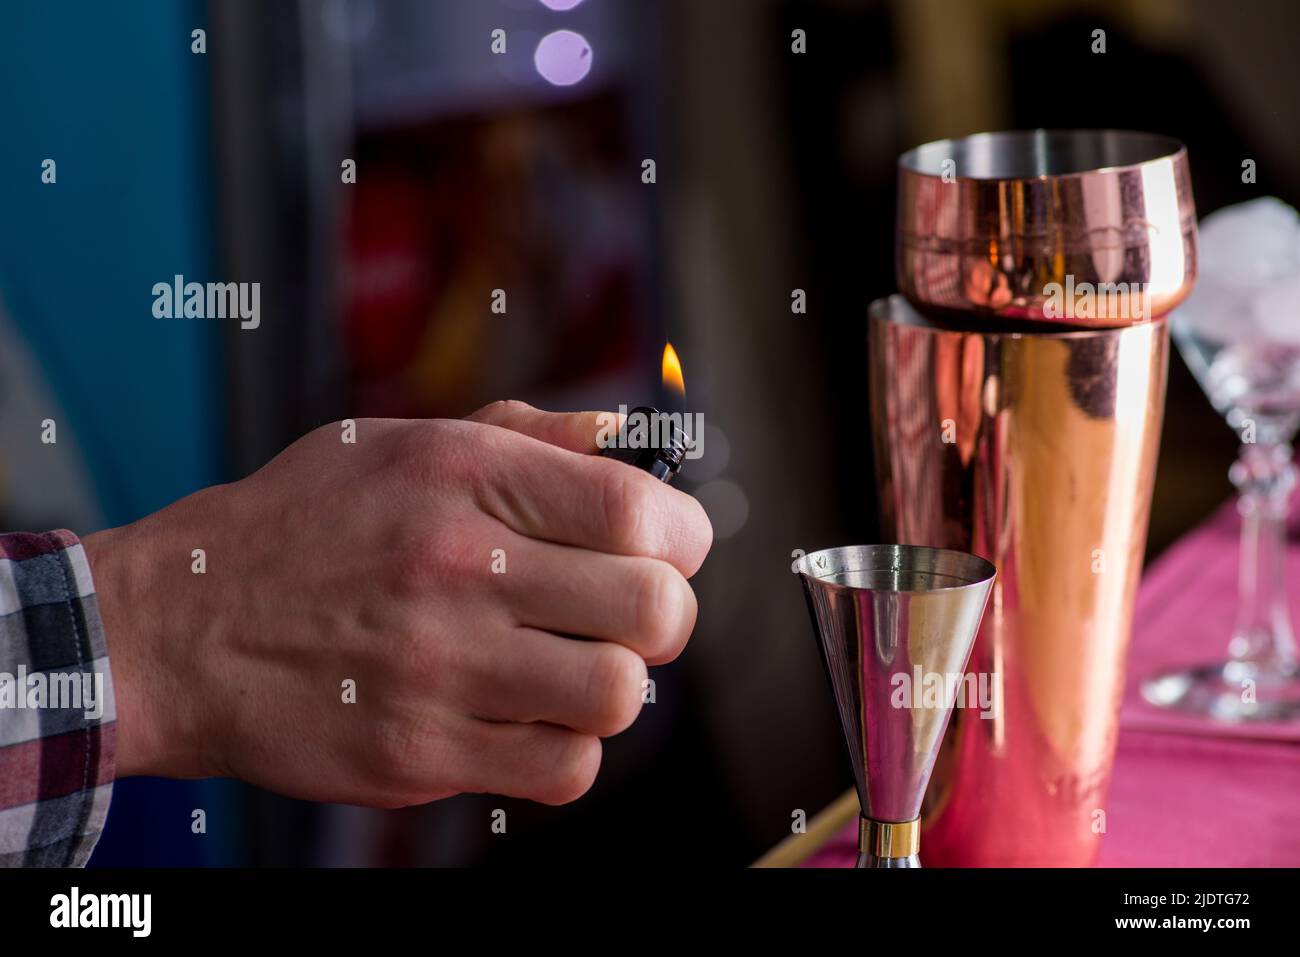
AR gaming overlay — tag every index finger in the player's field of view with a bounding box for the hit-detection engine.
[473,425,712,578]
[467,400,620,455]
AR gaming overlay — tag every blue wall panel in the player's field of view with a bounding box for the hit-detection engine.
[0,1,241,865]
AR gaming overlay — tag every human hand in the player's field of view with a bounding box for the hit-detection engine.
[84,401,712,807]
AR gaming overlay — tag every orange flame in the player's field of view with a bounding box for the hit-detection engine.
[662,342,685,396]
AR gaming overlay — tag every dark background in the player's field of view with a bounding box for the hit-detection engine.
[2,0,1296,866]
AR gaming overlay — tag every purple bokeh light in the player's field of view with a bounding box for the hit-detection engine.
[533,29,593,87]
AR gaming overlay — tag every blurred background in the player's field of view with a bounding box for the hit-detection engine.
[2,0,1297,866]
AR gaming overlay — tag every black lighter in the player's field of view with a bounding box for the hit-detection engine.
[599,406,692,485]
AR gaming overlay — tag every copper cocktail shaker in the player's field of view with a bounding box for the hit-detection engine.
[870,130,1197,866]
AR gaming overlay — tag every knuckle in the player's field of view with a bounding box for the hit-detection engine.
[600,469,659,556]
[387,424,443,486]
[496,398,534,419]
[390,535,480,597]
[584,643,647,737]
[469,399,532,424]
[369,713,443,798]
[633,562,696,663]
[665,495,713,578]
[537,733,602,805]
[687,497,715,572]
[470,399,511,421]
[390,420,481,487]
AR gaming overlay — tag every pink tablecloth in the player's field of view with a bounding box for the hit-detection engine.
[806,499,1300,867]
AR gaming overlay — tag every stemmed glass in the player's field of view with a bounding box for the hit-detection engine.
[1142,313,1300,720]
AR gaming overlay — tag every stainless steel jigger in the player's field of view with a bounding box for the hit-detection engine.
[796,545,995,867]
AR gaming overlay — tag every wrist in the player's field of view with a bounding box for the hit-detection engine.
[84,521,208,779]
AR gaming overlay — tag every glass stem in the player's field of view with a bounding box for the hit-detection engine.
[1229,441,1297,665]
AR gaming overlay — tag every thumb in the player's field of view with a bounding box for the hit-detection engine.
[466,400,621,454]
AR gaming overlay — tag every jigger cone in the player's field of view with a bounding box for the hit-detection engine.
[796,545,995,867]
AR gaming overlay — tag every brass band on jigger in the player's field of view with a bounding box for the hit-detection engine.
[859,817,920,859]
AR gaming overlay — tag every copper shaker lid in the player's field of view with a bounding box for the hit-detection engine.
[896,129,1198,328]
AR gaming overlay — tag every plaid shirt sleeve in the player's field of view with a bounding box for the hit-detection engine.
[0,530,116,867]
